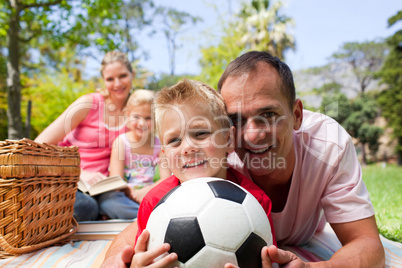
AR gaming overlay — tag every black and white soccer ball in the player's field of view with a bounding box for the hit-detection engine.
[146,177,273,268]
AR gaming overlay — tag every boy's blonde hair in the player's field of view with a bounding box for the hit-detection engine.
[126,89,155,112]
[154,79,230,138]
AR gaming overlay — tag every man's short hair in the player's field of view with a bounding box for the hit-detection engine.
[217,51,296,108]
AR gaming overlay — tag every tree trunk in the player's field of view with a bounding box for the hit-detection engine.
[25,100,32,138]
[6,10,23,139]
[361,142,367,166]
[398,137,402,167]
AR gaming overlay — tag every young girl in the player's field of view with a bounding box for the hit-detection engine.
[99,89,169,219]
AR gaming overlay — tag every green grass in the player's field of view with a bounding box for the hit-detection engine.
[362,164,402,242]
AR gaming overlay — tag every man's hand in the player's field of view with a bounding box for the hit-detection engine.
[265,245,307,267]
[101,245,134,268]
[131,230,178,268]
[224,246,282,268]
[102,221,138,267]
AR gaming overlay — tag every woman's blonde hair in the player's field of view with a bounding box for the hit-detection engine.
[98,51,134,96]
[101,50,133,76]
[154,79,229,138]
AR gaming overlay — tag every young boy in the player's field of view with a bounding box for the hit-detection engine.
[133,79,275,267]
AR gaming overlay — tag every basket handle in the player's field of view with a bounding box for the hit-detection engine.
[0,218,78,255]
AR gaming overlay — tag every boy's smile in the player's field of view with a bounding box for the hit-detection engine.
[160,102,233,183]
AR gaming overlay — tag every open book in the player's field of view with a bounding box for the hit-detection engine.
[77,175,128,196]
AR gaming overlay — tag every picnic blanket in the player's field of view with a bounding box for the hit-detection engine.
[0,224,401,267]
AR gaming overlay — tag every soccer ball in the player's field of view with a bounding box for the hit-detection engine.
[146,177,273,268]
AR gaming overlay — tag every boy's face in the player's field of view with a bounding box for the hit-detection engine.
[160,102,234,183]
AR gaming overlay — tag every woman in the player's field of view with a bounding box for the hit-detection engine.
[35,51,133,221]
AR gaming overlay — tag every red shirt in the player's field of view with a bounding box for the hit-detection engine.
[136,167,276,246]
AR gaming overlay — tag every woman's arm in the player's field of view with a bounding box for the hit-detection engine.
[35,94,92,144]
[109,136,126,178]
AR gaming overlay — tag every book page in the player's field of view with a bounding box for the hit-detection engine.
[80,171,107,186]
[87,175,127,196]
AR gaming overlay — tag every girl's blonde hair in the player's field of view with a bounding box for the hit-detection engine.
[154,79,229,138]
[126,89,155,112]
[98,51,134,96]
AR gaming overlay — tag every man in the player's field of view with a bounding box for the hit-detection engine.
[101,51,385,267]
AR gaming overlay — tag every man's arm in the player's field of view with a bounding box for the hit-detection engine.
[329,216,384,267]
[266,216,385,268]
[101,222,138,268]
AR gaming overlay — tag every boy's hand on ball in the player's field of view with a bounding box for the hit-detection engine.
[131,230,178,268]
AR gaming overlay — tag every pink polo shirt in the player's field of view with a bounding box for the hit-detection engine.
[58,93,127,175]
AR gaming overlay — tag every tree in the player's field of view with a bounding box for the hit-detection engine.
[1,0,143,139]
[377,10,402,165]
[21,45,94,138]
[154,6,202,76]
[198,0,294,88]
[331,40,388,95]
[342,94,382,165]
[317,83,382,165]
[198,27,245,88]
[236,0,295,59]
[316,82,351,124]
[0,52,6,140]
[120,0,154,62]
[146,73,187,91]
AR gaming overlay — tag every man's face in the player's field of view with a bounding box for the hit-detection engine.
[221,62,302,179]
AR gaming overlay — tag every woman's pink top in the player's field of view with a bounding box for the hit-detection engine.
[58,93,127,175]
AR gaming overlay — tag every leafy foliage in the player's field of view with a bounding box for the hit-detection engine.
[377,10,402,165]
[317,82,383,164]
[24,68,93,138]
[198,0,295,89]
[198,28,245,89]
[236,0,295,59]
[146,74,191,91]
[120,0,155,62]
[2,0,159,139]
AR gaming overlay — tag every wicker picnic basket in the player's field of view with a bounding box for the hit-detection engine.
[0,138,80,257]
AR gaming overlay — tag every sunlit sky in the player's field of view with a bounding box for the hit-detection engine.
[86,0,401,76]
